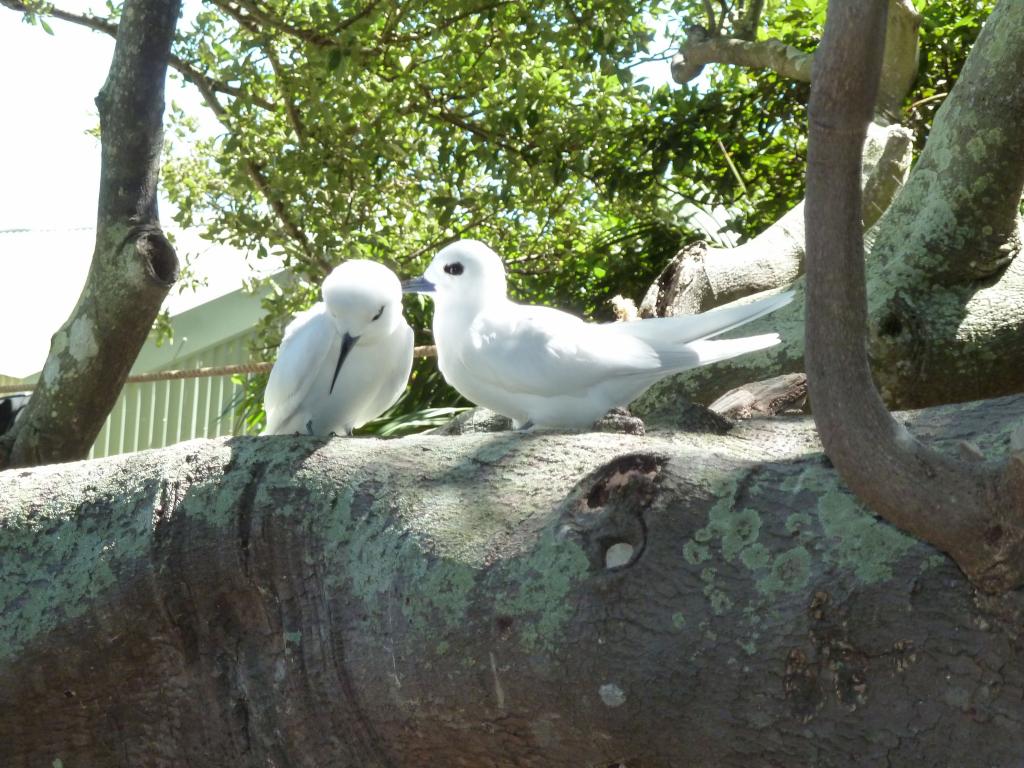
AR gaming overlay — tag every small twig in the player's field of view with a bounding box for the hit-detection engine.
[908,92,948,111]
[716,137,748,195]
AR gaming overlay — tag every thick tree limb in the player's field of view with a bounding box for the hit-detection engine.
[805,0,1024,592]
[0,0,181,469]
[638,2,1024,413]
[674,0,920,119]
[640,123,913,317]
[631,229,1024,413]
[671,28,813,84]
[866,0,1024,287]
[2,397,1024,765]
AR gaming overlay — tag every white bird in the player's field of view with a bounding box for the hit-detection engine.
[264,260,414,436]
[402,240,792,429]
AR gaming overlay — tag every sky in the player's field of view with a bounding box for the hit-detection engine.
[0,3,677,378]
[0,0,269,377]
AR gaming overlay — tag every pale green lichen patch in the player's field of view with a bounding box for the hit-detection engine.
[756,546,811,597]
[721,508,761,561]
[41,330,68,387]
[68,314,100,363]
[777,464,922,586]
[319,482,483,640]
[0,441,241,662]
[0,474,153,661]
[784,511,814,536]
[700,567,733,616]
[492,530,590,652]
[739,542,770,571]
[816,486,917,584]
[738,637,758,655]
[688,477,763,566]
[315,461,590,654]
[305,433,638,655]
[671,611,686,629]
[683,540,710,565]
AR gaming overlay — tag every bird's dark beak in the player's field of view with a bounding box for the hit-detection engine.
[329,332,359,394]
[401,276,435,294]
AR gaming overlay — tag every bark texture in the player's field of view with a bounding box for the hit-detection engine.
[806,0,1024,593]
[2,396,1024,766]
[639,123,912,318]
[637,1,1024,411]
[0,0,180,469]
[865,0,1024,407]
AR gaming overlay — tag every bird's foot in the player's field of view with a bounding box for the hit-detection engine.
[592,407,645,436]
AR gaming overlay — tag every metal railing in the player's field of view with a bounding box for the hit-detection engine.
[0,345,437,458]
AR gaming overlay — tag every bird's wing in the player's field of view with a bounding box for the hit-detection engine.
[357,322,415,427]
[463,304,662,398]
[264,306,333,433]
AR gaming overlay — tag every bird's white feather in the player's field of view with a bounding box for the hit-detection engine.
[411,240,792,428]
[263,260,413,436]
[264,306,333,434]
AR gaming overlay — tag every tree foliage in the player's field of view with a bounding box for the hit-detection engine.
[3,0,996,432]
[153,0,992,430]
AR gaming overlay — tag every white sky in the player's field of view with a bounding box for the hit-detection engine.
[0,4,676,378]
[0,0,264,377]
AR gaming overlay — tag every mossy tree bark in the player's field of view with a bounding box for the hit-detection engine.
[0,0,180,469]
[2,396,1024,767]
[642,0,1024,411]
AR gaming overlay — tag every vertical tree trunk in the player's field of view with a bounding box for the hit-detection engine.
[0,0,181,469]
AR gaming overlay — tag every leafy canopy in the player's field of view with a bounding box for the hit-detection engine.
[151,0,988,432]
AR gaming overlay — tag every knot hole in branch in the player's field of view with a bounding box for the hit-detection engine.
[558,453,666,572]
[129,226,179,287]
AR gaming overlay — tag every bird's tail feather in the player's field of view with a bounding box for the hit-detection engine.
[622,290,794,345]
[687,333,782,366]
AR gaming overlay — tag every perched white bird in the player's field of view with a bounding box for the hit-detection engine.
[402,240,792,429]
[264,260,414,436]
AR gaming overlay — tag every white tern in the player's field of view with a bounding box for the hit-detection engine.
[264,260,413,436]
[402,240,792,429]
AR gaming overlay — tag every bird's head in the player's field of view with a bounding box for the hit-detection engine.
[322,260,404,340]
[402,240,508,307]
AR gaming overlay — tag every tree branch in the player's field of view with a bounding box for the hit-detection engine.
[213,0,338,48]
[867,0,1024,285]
[673,0,921,118]
[640,123,913,316]
[0,0,182,468]
[805,0,1024,593]
[733,0,764,40]
[4,399,1024,763]
[671,28,813,84]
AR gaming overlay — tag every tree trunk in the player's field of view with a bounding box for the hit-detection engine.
[639,123,913,318]
[2,396,1024,766]
[0,0,181,469]
[639,1,1024,411]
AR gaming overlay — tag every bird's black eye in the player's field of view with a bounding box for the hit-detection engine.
[443,262,464,276]
[371,305,385,321]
